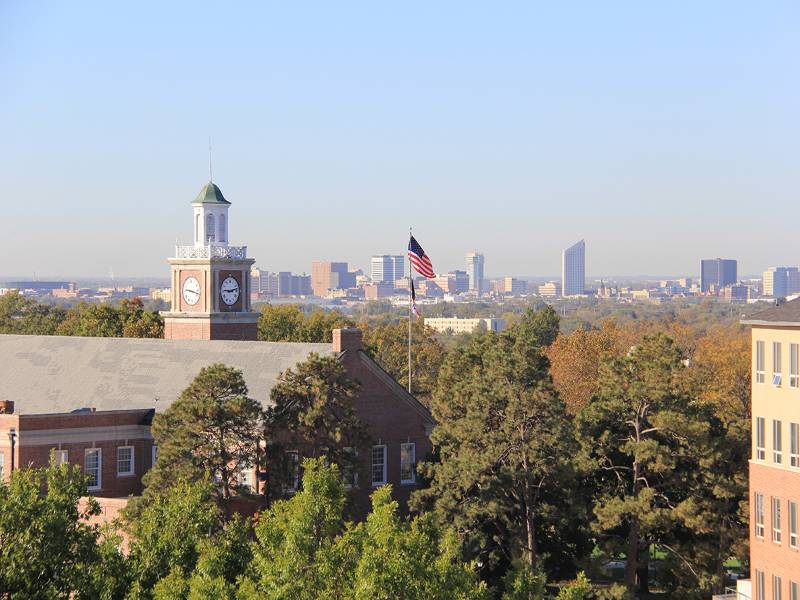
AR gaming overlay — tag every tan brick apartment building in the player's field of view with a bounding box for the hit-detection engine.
[741,300,800,600]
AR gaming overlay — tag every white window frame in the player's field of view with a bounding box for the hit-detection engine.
[117,446,134,477]
[773,496,782,543]
[371,445,387,487]
[757,570,765,600]
[774,342,783,387]
[756,492,765,538]
[791,501,798,548]
[792,423,800,468]
[757,417,766,460]
[757,340,766,384]
[0,451,4,480]
[151,444,158,467]
[284,450,300,493]
[237,466,254,493]
[85,448,102,491]
[775,420,784,464]
[400,442,416,485]
[791,344,799,388]
[775,575,783,600]
[54,449,69,466]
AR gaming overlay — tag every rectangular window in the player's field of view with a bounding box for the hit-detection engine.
[791,581,798,600]
[791,501,798,548]
[775,575,783,600]
[757,340,766,383]
[400,443,416,484]
[775,420,784,464]
[792,424,800,468]
[285,451,299,493]
[342,447,359,489]
[54,449,69,465]
[792,344,799,388]
[774,342,783,386]
[151,445,158,467]
[237,467,254,493]
[757,570,765,600]
[371,445,387,486]
[774,496,783,543]
[757,417,767,460]
[0,452,4,480]
[756,492,765,538]
[85,448,102,491]
[117,446,134,476]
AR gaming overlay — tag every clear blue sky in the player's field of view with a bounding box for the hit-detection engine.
[2,1,798,279]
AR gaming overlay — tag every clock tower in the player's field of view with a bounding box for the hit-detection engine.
[162,181,259,341]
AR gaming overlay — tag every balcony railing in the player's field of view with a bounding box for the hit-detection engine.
[175,245,247,260]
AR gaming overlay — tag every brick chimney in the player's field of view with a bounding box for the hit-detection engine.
[0,400,14,414]
[332,328,363,353]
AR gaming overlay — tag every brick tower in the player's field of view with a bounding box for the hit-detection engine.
[161,181,258,340]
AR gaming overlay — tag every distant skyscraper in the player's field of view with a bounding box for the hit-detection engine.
[763,267,800,299]
[371,255,404,284]
[311,262,356,296]
[700,258,737,293]
[466,252,485,294]
[561,240,586,297]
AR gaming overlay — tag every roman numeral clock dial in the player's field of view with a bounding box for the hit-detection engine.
[220,276,240,306]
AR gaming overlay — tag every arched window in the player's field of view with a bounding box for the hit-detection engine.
[195,214,201,243]
[205,213,215,243]
[218,213,226,242]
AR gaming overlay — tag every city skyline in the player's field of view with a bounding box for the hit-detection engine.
[3,3,800,278]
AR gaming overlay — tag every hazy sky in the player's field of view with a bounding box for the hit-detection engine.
[2,2,798,279]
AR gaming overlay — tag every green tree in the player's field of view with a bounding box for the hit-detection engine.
[265,354,370,497]
[0,290,66,334]
[126,478,219,599]
[258,304,353,342]
[414,315,583,587]
[361,320,446,405]
[0,459,103,597]
[144,364,264,505]
[55,298,163,338]
[576,333,707,597]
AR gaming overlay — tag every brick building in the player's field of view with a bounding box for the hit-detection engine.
[0,180,434,517]
[740,299,800,599]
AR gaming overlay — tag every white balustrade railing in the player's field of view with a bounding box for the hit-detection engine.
[175,245,247,259]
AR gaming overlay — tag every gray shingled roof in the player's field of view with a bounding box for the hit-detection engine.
[0,335,332,415]
[741,298,800,326]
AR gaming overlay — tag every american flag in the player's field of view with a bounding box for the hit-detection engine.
[411,279,421,320]
[408,235,435,279]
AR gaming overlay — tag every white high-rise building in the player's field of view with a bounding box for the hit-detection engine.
[466,252,485,294]
[371,255,404,284]
[561,240,586,297]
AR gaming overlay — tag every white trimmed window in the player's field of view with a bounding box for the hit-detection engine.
[791,581,798,600]
[0,451,4,479]
[757,340,766,384]
[371,445,387,487]
[757,570,765,600]
[756,492,765,538]
[791,501,798,548]
[791,344,799,388]
[285,451,300,493]
[117,446,134,476]
[151,445,158,467]
[774,342,783,386]
[775,575,783,600]
[54,449,69,466]
[792,424,800,468]
[85,448,102,491]
[775,420,784,464]
[237,467,254,493]
[400,443,416,484]
[773,496,783,543]
[343,447,359,489]
[757,417,766,460]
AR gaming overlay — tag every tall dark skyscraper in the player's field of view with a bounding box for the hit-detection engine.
[700,258,737,293]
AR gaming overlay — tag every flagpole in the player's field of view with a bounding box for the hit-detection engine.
[408,227,413,394]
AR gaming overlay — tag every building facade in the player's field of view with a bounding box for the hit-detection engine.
[370,255,404,285]
[701,258,737,293]
[423,317,506,335]
[311,262,356,297]
[742,300,800,600]
[538,281,562,297]
[764,267,800,299]
[562,240,586,297]
[466,252,485,295]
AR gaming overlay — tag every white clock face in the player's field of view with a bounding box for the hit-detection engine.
[220,276,240,306]
[182,277,201,306]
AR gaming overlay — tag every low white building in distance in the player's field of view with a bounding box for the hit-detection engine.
[538,281,562,297]
[424,317,506,335]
